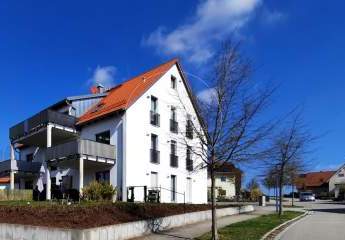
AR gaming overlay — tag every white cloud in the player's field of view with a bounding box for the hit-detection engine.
[89,66,116,88]
[197,87,217,104]
[143,0,262,64]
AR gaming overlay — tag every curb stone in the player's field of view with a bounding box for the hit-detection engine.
[260,211,309,240]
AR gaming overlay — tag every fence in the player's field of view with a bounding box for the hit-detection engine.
[0,189,33,201]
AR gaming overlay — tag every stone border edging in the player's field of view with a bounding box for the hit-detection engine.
[260,211,309,240]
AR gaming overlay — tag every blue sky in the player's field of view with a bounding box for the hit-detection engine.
[1,0,345,182]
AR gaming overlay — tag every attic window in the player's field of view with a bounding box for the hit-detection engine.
[171,75,177,89]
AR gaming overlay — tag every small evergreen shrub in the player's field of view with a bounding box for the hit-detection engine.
[83,181,116,201]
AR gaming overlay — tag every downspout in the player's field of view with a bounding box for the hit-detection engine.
[122,112,127,202]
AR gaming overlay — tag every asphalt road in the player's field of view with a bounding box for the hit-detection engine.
[278,200,345,240]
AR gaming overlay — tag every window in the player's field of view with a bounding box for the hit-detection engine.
[171,175,177,202]
[151,96,158,112]
[171,140,177,155]
[170,140,178,167]
[339,173,344,177]
[186,146,193,171]
[96,170,110,183]
[171,75,177,89]
[151,134,158,150]
[150,96,160,126]
[186,114,193,139]
[95,130,111,144]
[170,107,178,133]
[171,107,177,121]
[26,153,33,162]
[150,134,160,164]
[220,176,227,182]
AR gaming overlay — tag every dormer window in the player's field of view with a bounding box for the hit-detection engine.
[171,75,177,89]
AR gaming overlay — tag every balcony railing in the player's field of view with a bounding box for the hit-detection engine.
[170,154,178,168]
[186,121,194,139]
[150,111,160,127]
[186,158,193,171]
[46,139,116,161]
[150,149,160,164]
[0,160,41,173]
[10,109,77,140]
[170,119,178,133]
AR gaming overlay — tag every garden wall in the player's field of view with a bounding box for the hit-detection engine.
[0,205,254,240]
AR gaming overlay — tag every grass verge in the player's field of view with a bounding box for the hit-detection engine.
[197,211,303,240]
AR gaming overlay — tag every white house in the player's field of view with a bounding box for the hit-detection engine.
[329,164,345,199]
[3,59,208,204]
[207,162,242,201]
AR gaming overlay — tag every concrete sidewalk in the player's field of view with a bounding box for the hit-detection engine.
[133,207,274,240]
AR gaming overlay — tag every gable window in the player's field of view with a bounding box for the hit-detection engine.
[170,106,178,133]
[171,75,177,89]
[170,140,178,168]
[95,130,111,144]
[150,96,160,126]
[26,153,33,162]
[150,134,160,164]
[339,173,344,177]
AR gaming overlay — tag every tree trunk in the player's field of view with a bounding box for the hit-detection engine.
[210,165,219,240]
[291,184,294,206]
[278,172,283,216]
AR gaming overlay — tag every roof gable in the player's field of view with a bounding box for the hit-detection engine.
[77,59,178,125]
[297,171,336,188]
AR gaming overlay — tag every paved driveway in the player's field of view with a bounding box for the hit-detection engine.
[278,200,345,240]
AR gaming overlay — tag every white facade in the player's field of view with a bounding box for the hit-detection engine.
[329,164,345,198]
[207,175,236,200]
[125,65,207,204]
[8,62,208,204]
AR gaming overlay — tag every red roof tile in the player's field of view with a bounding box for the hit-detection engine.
[0,177,10,184]
[296,171,335,188]
[77,58,178,125]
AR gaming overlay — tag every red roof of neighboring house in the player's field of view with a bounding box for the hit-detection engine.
[296,171,335,188]
[0,177,10,184]
[77,58,178,125]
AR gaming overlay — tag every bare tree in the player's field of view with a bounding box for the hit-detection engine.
[176,41,275,240]
[263,113,314,215]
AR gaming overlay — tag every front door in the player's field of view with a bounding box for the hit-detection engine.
[151,172,158,189]
[186,177,192,203]
[171,175,176,202]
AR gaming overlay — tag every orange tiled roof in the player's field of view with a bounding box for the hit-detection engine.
[296,171,335,188]
[0,177,10,184]
[77,58,178,125]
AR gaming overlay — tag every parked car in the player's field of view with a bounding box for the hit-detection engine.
[299,192,315,201]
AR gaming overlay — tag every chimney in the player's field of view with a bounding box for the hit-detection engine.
[97,83,105,93]
[90,84,106,94]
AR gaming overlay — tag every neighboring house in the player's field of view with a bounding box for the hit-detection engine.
[296,171,335,198]
[3,59,208,204]
[329,164,345,199]
[0,177,10,190]
[207,162,242,200]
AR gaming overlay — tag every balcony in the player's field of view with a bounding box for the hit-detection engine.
[46,139,116,164]
[0,160,41,174]
[186,158,193,171]
[170,154,178,168]
[150,149,160,164]
[186,121,194,139]
[170,119,178,133]
[10,109,77,141]
[150,111,160,127]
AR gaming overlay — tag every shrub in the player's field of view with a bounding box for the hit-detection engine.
[83,181,116,201]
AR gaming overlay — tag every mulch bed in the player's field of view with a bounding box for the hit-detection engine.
[0,202,219,229]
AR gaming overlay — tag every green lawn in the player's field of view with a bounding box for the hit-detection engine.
[197,211,303,240]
